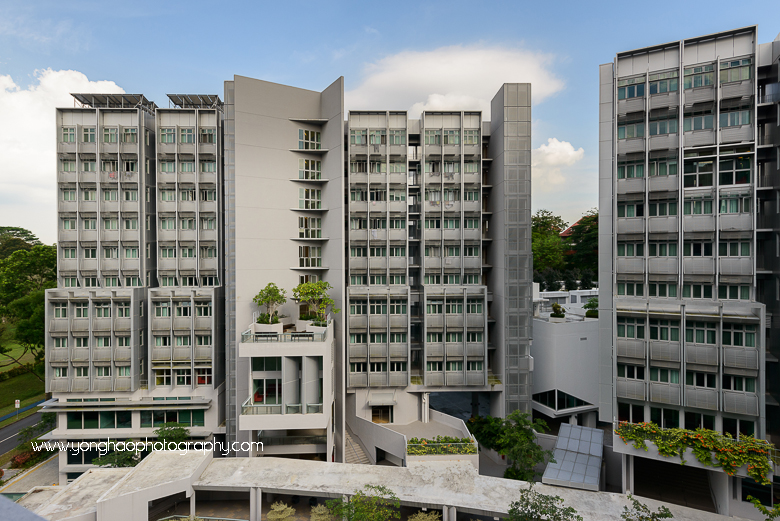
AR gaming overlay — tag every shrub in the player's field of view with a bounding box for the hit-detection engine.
[550,302,566,318]
[257,313,280,324]
[406,436,477,455]
[408,511,442,521]
[267,501,295,521]
[310,504,333,521]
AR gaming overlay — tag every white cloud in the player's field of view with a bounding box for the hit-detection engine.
[346,44,564,117]
[532,138,585,192]
[0,69,124,243]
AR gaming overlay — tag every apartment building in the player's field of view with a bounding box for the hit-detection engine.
[600,27,780,515]
[44,94,225,485]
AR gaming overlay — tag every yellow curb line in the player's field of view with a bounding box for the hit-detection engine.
[0,453,58,492]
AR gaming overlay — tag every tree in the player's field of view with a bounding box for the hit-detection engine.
[533,270,545,291]
[532,234,566,272]
[155,422,189,447]
[408,511,442,521]
[468,412,553,482]
[0,227,41,245]
[583,297,598,318]
[507,485,582,521]
[310,504,333,521]
[620,494,673,521]
[747,495,780,521]
[293,280,340,323]
[91,441,141,468]
[0,236,32,260]
[326,484,400,521]
[565,210,598,275]
[532,210,568,238]
[0,244,57,308]
[563,270,578,291]
[267,501,296,521]
[579,269,594,290]
[253,283,287,324]
[0,290,47,380]
[542,269,562,292]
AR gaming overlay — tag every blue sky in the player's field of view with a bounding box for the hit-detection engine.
[1,0,779,243]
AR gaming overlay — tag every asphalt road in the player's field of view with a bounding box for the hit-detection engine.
[0,412,42,456]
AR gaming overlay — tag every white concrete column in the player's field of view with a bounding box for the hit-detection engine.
[450,506,456,521]
[250,487,261,521]
[628,455,634,494]
[442,506,449,521]
[569,414,578,425]
[621,454,627,494]
[189,490,196,517]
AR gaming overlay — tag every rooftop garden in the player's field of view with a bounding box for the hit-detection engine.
[615,421,773,485]
[406,435,477,455]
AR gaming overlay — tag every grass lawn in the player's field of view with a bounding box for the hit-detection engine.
[0,372,45,418]
[0,341,36,373]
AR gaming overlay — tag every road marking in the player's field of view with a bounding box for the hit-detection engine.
[0,432,20,444]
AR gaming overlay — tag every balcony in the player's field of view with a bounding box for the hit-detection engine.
[685,387,718,410]
[93,348,111,361]
[684,130,715,147]
[368,372,387,387]
[723,346,759,371]
[426,315,444,328]
[721,80,753,100]
[617,138,645,155]
[93,377,112,391]
[683,214,715,232]
[649,340,680,362]
[114,376,132,391]
[72,348,89,361]
[240,330,327,343]
[427,372,445,386]
[466,372,485,386]
[241,399,283,416]
[648,134,678,151]
[114,347,131,361]
[685,343,718,366]
[617,97,645,115]
[649,92,679,110]
[369,344,388,357]
[349,373,368,387]
[723,391,759,416]
[466,343,484,357]
[424,257,442,270]
[648,257,678,275]
[389,372,408,387]
[152,347,171,361]
[721,125,753,144]
[173,317,191,330]
[719,213,752,232]
[616,379,645,400]
[719,257,752,276]
[685,86,715,104]
[617,338,645,359]
[683,257,715,275]
[173,347,191,361]
[445,343,464,357]
[616,258,644,274]
[426,343,444,357]
[616,218,643,234]
[649,382,681,405]
[389,344,407,358]
[616,177,645,195]
[349,344,368,358]
[50,349,69,362]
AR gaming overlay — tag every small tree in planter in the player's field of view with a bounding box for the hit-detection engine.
[583,297,598,318]
[267,501,295,521]
[550,302,566,318]
[253,283,287,324]
[293,281,340,326]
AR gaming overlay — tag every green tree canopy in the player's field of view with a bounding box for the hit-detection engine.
[293,280,339,322]
[532,210,568,238]
[566,210,598,275]
[0,244,57,308]
[0,227,41,245]
[532,234,566,272]
[91,440,142,468]
[326,485,400,521]
[155,422,189,447]
[253,283,287,323]
[507,486,582,521]
[621,494,673,521]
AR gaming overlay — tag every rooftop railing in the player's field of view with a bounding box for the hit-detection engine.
[240,330,326,343]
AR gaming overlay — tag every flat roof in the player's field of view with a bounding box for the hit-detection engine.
[71,93,157,110]
[34,468,131,520]
[100,450,209,500]
[617,25,757,58]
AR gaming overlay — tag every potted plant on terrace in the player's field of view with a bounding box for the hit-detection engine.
[583,297,598,318]
[252,283,287,333]
[549,302,566,323]
[293,280,340,333]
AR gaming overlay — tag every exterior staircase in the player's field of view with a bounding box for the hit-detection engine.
[344,429,371,465]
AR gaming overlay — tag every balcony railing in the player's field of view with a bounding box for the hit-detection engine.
[240,330,326,343]
[241,397,282,415]
[259,435,327,447]
[306,403,323,414]
[286,403,302,414]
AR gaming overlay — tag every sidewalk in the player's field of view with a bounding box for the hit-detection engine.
[0,455,59,494]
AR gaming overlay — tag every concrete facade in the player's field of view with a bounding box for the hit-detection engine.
[600,26,780,517]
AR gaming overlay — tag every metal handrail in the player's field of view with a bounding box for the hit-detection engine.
[240,330,326,343]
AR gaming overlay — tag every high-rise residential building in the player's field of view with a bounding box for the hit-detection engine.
[600,26,780,512]
[44,78,532,477]
[44,94,225,485]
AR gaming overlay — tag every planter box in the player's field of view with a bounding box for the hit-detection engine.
[407,453,479,470]
[307,323,328,334]
[252,323,283,334]
[548,316,566,323]
[296,320,314,331]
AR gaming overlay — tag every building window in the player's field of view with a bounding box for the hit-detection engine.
[62,247,76,259]
[683,111,714,133]
[617,316,644,339]
[722,375,756,392]
[95,303,111,318]
[176,369,191,386]
[350,275,367,285]
[96,366,111,377]
[718,285,750,300]
[298,129,321,150]
[350,362,367,372]
[617,243,644,257]
[180,161,195,173]
[426,361,443,372]
[682,284,713,299]
[389,129,406,145]
[253,378,281,404]
[426,300,443,314]
[179,128,194,143]
[722,323,756,347]
[181,247,195,258]
[299,245,321,267]
[196,368,212,385]
[683,241,713,257]
[196,302,212,317]
[719,241,750,257]
[199,128,216,143]
[62,218,76,230]
[61,127,76,142]
[617,121,644,140]
[683,64,715,89]
[299,188,322,209]
[83,127,96,142]
[445,299,463,314]
[648,242,676,257]
[350,129,367,145]
[200,246,216,258]
[463,129,479,145]
[103,218,118,230]
[617,76,645,99]
[54,367,68,378]
[155,369,172,386]
[649,367,679,383]
[426,332,443,343]
[60,160,76,172]
[446,332,463,343]
[617,364,645,380]
[686,371,716,388]
[424,275,441,285]
[389,275,406,285]
[648,283,677,298]
[444,275,460,285]
[720,58,752,83]
[648,201,677,216]
[389,189,405,202]
[446,361,463,371]
[720,108,751,128]
[75,366,89,378]
[160,128,175,143]
[719,158,751,185]
[617,159,644,179]
[176,302,191,317]
[685,321,717,344]
[201,217,216,230]
[53,303,68,318]
[616,281,643,296]
[649,70,678,94]
[298,159,321,180]
[391,217,406,229]
[369,129,386,145]
[369,275,386,285]
[370,333,387,344]
[201,276,219,286]
[616,202,643,218]
[648,117,678,136]
[103,127,118,143]
[648,158,678,177]
[683,197,713,215]
[424,129,441,145]
[122,128,137,143]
